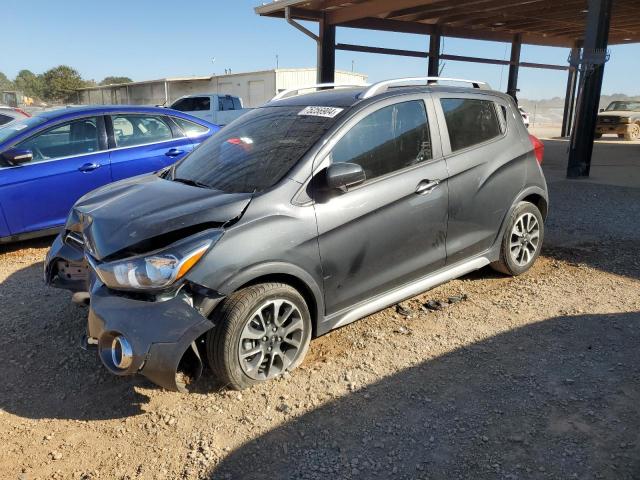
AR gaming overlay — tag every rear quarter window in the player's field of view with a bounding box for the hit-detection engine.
[441,98,502,152]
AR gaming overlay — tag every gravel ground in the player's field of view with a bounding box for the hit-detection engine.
[1,175,638,480]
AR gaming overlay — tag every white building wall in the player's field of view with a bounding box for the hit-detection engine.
[275,69,368,94]
[76,69,367,108]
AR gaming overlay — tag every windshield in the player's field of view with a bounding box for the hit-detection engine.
[605,101,640,112]
[0,116,47,143]
[173,106,342,193]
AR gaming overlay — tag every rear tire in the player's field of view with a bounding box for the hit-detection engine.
[206,282,312,390]
[491,201,544,276]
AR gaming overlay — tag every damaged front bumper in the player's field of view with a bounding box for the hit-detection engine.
[88,284,215,392]
[45,232,220,392]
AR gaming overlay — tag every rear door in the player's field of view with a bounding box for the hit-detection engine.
[313,96,448,315]
[0,116,111,235]
[433,93,526,264]
[107,113,194,181]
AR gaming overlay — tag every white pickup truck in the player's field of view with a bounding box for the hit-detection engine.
[169,94,250,126]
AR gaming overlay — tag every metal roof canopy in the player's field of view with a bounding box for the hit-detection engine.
[256,0,637,178]
[255,0,640,47]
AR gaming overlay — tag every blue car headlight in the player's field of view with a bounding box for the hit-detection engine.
[89,229,222,290]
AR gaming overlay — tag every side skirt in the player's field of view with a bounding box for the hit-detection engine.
[0,226,61,245]
[317,255,490,336]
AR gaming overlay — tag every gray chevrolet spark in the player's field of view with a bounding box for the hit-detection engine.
[45,78,548,392]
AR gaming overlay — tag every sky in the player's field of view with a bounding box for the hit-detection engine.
[2,0,639,100]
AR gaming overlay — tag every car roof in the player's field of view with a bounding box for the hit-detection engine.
[37,105,175,119]
[33,105,218,127]
[263,85,510,109]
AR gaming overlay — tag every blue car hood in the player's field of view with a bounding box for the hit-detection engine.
[66,174,252,260]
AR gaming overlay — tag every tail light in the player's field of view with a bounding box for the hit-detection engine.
[529,134,544,165]
[13,107,31,118]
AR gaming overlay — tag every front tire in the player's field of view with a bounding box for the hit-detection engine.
[491,201,544,276]
[206,283,312,390]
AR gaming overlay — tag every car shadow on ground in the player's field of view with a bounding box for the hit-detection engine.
[210,311,640,480]
[0,236,55,254]
[0,260,154,420]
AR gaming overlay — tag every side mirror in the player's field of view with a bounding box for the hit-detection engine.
[325,162,366,190]
[599,108,604,112]
[2,148,33,166]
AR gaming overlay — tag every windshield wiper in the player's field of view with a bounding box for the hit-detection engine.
[173,177,212,189]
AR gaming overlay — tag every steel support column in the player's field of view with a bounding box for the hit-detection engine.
[507,34,522,102]
[318,14,336,84]
[561,42,581,137]
[428,26,442,77]
[567,0,612,178]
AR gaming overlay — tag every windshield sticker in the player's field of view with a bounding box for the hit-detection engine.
[298,106,343,118]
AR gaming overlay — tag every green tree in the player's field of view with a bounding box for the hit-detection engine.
[42,65,86,102]
[0,72,14,91]
[14,69,44,98]
[99,76,133,86]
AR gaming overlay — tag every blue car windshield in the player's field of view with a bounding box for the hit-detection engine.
[0,116,48,143]
[173,106,343,193]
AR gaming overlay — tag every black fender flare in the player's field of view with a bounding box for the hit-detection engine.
[491,185,549,258]
[210,261,325,332]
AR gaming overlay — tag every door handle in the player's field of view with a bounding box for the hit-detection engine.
[165,148,185,157]
[78,162,101,173]
[415,179,440,195]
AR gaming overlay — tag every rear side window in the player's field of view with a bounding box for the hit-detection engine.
[331,100,432,181]
[172,117,210,138]
[0,113,12,126]
[111,114,173,147]
[441,98,502,152]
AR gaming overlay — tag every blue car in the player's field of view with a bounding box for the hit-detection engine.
[0,106,219,243]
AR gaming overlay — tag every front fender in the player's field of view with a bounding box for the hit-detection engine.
[186,261,325,331]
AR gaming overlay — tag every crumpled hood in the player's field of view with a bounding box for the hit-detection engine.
[66,174,252,260]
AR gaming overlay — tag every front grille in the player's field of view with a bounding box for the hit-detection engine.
[599,116,619,124]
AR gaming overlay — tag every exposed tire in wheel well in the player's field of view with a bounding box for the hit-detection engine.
[522,194,548,220]
[236,274,319,337]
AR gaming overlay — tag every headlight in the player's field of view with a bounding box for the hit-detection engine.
[620,117,631,124]
[89,229,222,290]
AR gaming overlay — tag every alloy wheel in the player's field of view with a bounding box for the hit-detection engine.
[238,299,305,380]
[509,212,540,267]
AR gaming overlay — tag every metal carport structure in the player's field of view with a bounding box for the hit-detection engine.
[256,0,640,178]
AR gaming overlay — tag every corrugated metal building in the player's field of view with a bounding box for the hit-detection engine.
[75,68,367,108]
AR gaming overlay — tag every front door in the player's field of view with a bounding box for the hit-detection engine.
[108,113,193,181]
[313,97,449,316]
[0,116,111,235]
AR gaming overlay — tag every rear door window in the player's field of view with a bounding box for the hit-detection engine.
[440,98,502,152]
[111,114,173,148]
[331,100,432,181]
